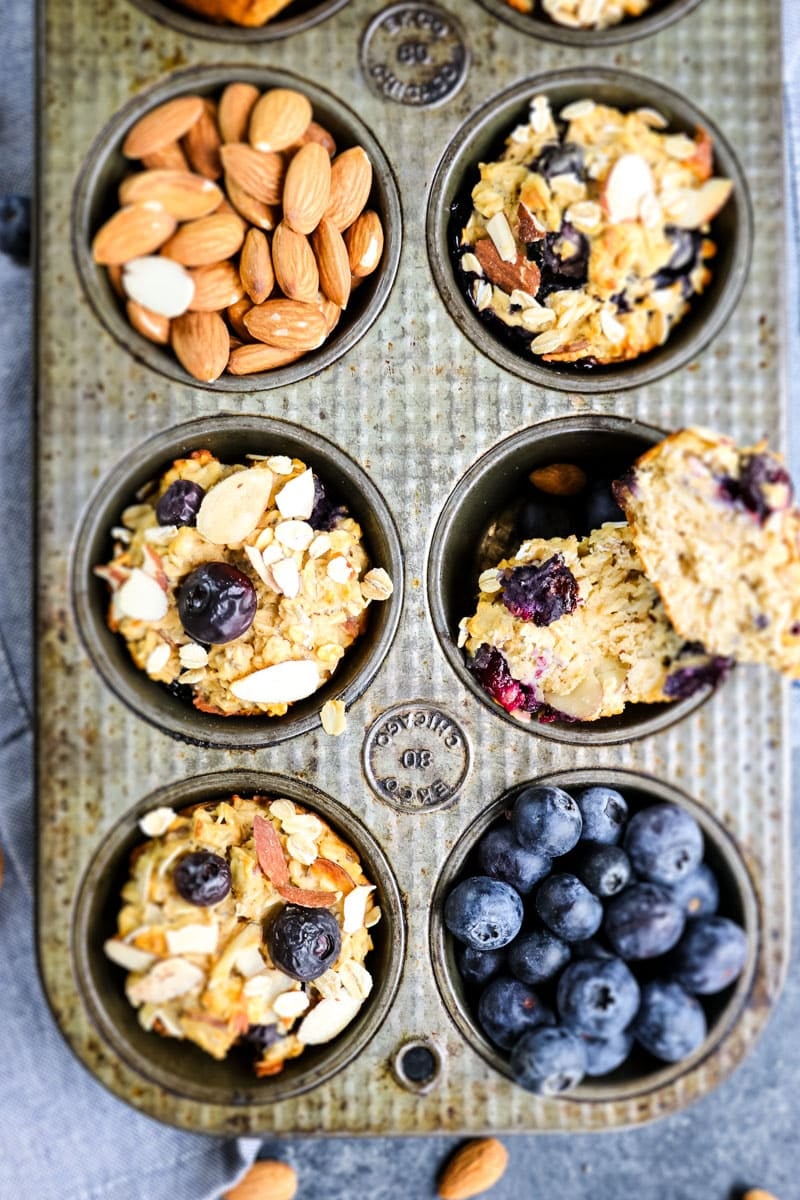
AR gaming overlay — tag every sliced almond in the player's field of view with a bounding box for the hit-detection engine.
[271,557,301,597]
[139,805,176,837]
[253,813,290,886]
[127,299,170,344]
[249,88,313,153]
[104,939,157,972]
[165,923,219,956]
[275,519,314,550]
[228,342,304,375]
[141,141,190,172]
[485,211,517,263]
[182,98,223,181]
[327,556,352,584]
[664,178,733,229]
[272,221,319,304]
[196,467,273,544]
[224,174,277,230]
[188,260,245,311]
[275,468,314,519]
[602,153,655,223]
[123,96,205,160]
[324,146,372,232]
[122,255,195,317]
[160,211,245,267]
[117,567,168,621]
[273,991,310,1019]
[145,641,171,675]
[345,209,384,277]
[119,169,223,220]
[338,960,373,1001]
[220,143,285,205]
[230,659,320,704]
[283,141,332,235]
[243,299,327,352]
[127,957,205,1005]
[343,884,375,933]
[171,310,230,383]
[92,203,177,265]
[218,81,261,144]
[296,994,362,1045]
[312,217,351,309]
[240,227,274,305]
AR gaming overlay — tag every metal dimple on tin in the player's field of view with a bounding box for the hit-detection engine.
[359,2,469,109]
[363,700,471,811]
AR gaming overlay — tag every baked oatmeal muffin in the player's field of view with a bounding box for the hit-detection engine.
[456,93,732,366]
[95,449,393,717]
[508,0,652,29]
[104,795,381,1074]
[614,428,800,675]
[459,523,729,722]
[175,0,293,25]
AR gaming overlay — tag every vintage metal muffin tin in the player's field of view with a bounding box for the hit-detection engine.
[37,0,788,1135]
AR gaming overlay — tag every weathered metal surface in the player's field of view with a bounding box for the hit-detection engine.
[37,0,789,1134]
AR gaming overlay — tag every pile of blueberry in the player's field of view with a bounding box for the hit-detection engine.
[444,783,748,1095]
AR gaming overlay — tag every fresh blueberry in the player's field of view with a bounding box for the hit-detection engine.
[633,980,707,1063]
[669,916,748,995]
[477,824,552,894]
[177,562,258,645]
[536,873,603,942]
[580,1029,634,1077]
[444,876,524,950]
[308,474,347,531]
[512,785,583,857]
[531,141,586,181]
[582,479,626,532]
[623,803,704,886]
[173,850,231,906]
[478,976,554,1049]
[556,957,640,1038]
[652,226,703,288]
[663,656,733,700]
[155,479,206,527]
[604,882,686,960]
[536,223,590,296]
[575,843,632,898]
[571,937,614,961]
[267,904,341,982]
[501,555,579,626]
[468,644,537,714]
[456,944,506,988]
[510,1025,588,1095]
[738,453,794,519]
[508,929,571,986]
[0,194,31,262]
[515,494,578,541]
[574,786,628,845]
[243,1023,281,1052]
[666,863,720,917]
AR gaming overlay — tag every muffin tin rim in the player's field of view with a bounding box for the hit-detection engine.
[127,0,352,44]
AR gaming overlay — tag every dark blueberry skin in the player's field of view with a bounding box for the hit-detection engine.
[456,944,506,988]
[0,194,31,262]
[510,1025,588,1095]
[535,223,590,297]
[669,916,748,995]
[604,882,686,960]
[580,1029,634,1077]
[571,937,614,961]
[444,876,524,950]
[666,863,720,917]
[155,479,206,527]
[468,644,538,715]
[267,904,341,982]
[663,655,732,700]
[633,980,707,1063]
[574,786,628,846]
[719,453,794,521]
[624,804,704,886]
[477,824,552,895]
[177,562,258,645]
[536,873,603,942]
[508,929,571,986]
[531,141,586,182]
[173,850,231,906]
[243,1023,281,1052]
[515,494,578,542]
[501,555,579,626]
[652,226,703,289]
[308,474,347,531]
[556,957,641,1038]
[478,976,554,1050]
[512,785,583,857]
[582,478,626,532]
[575,843,632,898]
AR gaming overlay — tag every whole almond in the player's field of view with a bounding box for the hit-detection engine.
[317,293,342,335]
[345,208,384,277]
[123,96,205,160]
[312,217,350,309]
[240,227,274,304]
[160,212,245,266]
[244,299,327,352]
[220,143,285,204]
[223,1160,297,1200]
[227,295,254,340]
[529,462,588,496]
[438,1138,509,1200]
[122,255,195,317]
[119,170,223,220]
[300,120,336,157]
[324,146,373,231]
[218,81,260,144]
[141,141,190,171]
[228,341,304,375]
[250,88,312,153]
[171,310,230,382]
[183,98,223,181]
[743,1192,779,1200]
[188,260,245,311]
[92,203,177,265]
[107,262,125,298]
[272,221,319,304]
[283,142,331,235]
[126,300,170,344]
[224,174,277,230]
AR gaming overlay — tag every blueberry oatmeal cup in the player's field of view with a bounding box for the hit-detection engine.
[95,448,394,717]
[508,0,653,28]
[103,794,381,1073]
[455,92,732,368]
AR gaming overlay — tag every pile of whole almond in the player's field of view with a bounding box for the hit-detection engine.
[91,83,385,383]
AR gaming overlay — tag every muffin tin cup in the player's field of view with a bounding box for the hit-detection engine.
[429,768,759,1106]
[71,414,404,748]
[427,412,724,745]
[72,63,402,392]
[127,0,350,43]
[72,769,406,1106]
[472,0,707,48]
[426,67,753,394]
